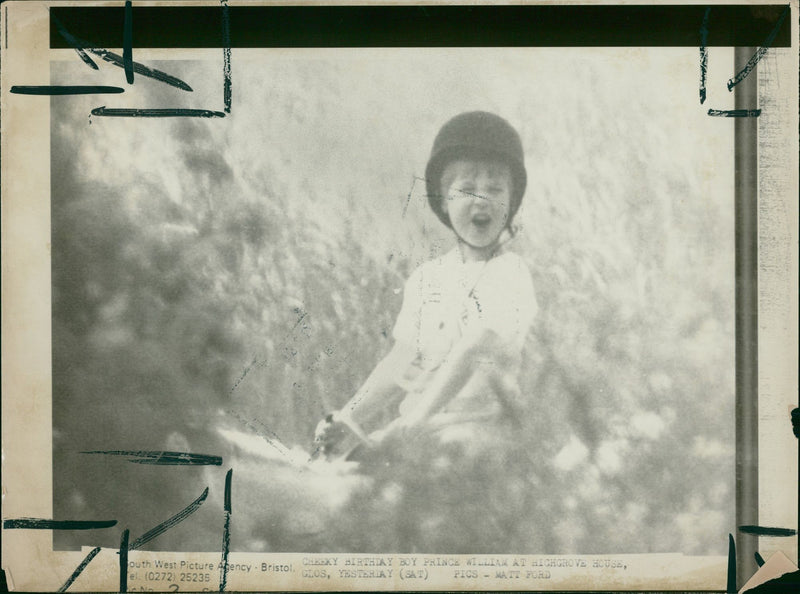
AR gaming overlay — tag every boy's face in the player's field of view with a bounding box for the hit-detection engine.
[440,159,512,249]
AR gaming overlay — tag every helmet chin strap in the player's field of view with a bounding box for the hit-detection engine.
[498,221,518,247]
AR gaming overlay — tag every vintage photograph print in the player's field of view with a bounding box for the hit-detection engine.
[50,45,740,556]
[2,2,797,592]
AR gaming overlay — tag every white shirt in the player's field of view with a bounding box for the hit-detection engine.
[393,248,537,376]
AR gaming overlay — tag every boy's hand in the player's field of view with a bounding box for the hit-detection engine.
[312,413,349,459]
[312,412,372,460]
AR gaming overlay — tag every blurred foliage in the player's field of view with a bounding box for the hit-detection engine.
[52,51,734,554]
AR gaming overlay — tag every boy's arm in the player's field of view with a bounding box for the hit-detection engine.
[315,266,423,456]
[336,341,416,429]
[314,341,416,454]
[387,328,517,432]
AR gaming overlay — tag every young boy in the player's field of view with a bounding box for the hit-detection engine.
[315,111,537,458]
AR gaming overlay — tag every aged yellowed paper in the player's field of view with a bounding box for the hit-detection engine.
[1,1,797,591]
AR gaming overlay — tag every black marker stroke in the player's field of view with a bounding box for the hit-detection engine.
[129,488,209,550]
[92,49,192,91]
[221,0,231,113]
[58,547,101,593]
[726,533,736,594]
[91,106,226,118]
[727,5,789,91]
[219,469,233,592]
[699,7,710,104]
[51,12,98,70]
[53,20,191,92]
[123,0,133,84]
[739,525,797,537]
[119,528,130,593]
[82,450,222,465]
[3,518,116,530]
[10,85,124,95]
[708,108,761,118]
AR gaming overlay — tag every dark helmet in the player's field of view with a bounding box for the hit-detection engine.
[425,111,527,229]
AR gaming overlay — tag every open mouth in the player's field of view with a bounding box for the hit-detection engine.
[471,213,492,228]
